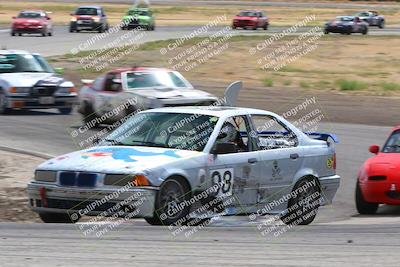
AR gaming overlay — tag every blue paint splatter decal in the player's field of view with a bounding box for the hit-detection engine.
[81,147,181,163]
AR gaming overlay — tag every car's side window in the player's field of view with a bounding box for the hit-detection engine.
[251,115,298,150]
[215,116,253,153]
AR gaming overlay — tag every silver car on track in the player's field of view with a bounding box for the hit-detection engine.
[28,102,340,226]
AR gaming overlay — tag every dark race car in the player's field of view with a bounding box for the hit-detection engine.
[324,16,368,35]
[11,10,53,37]
[356,126,400,214]
[69,6,109,33]
[232,10,269,30]
[356,11,385,28]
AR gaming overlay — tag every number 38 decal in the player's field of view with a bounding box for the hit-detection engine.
[211,168,234,196]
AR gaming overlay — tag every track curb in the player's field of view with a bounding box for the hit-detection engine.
[0,145,54,160]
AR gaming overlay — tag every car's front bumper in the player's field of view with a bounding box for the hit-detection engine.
[70,21,103,31]
[319,174,340,205]
[325,25,351,33]
[7,95,77,109]
[360,180,400,205]
[27,182,157,218]
[13,26,44,33]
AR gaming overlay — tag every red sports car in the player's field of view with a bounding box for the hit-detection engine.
[356,126,400,214]
[11,10,53,37]
[232,10,269,30]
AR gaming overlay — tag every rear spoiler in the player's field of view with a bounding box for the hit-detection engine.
[305,132,339,143]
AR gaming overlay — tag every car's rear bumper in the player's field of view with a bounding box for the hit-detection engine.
[7,95,77,109]
[319,174,340,205]
[360,180,400,205]
[27,182,157,218]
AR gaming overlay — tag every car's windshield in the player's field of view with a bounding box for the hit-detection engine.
[0,54,54,74]
[382,131,400,153]
[18,12,43,19]
[239,11,257,17]
[104,112,219,151]
[128,10,149,16]
[125,71,190,89]
[76,8,98,16]
[336,16,354,22]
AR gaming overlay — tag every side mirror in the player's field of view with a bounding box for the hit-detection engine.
[54,67,64,75]
[211,142,238,155]
[369,145,380,154]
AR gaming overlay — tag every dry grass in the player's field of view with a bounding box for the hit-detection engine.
[51,35,400,96]
[0,1,399,27]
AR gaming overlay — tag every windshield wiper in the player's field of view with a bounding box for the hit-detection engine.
[129,141,168,148]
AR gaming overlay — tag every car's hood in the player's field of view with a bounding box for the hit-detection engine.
[367,153,400,174]
[38,146,202,173]
[130,88,215,100]
[0,72,64,87]
[235,16,256,20]
[123,15,150,20]
[14,18,44,24]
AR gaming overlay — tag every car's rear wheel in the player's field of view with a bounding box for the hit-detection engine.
[263,24,268,30]
[281,177,321,225]
[355,180,379,214]
[39,212,80,223]
[362,27,368,35]
[18,33,22,36]
[379,20,385,29]
[147,177,192,226]
[11,31,15,36]
[58,107,73,115]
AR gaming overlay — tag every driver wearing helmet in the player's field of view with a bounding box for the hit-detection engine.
[217,121,247,152]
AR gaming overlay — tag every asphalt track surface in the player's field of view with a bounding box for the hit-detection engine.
[0,25,399,57]
[1,7,400,265]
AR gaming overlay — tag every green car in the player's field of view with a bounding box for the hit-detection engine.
[121,7,155,31]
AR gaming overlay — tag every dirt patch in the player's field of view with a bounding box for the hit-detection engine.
[0,150,43,222]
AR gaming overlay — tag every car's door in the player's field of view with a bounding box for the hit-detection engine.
[208,115,261,208]
[93,73,123,116]
[250,114,304,204]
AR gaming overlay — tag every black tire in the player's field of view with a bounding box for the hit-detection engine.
[263,24,268,30]
[81,102,98,126]
[58,107,73,115]
[76,29,81,33]
[0,91,10,114]
[324,29,329,34]
[48,30,52,36]
[355,180,378,214]
[362,27,368,35]
[378,20,385,29]
[11,31,15,36]
[281,177,321,226]
[18,33,22,36]
[149,176,192,226]
[232,25,236,30]
[42,29,47,37]
[69,28,74,33]
[39,212,80,223]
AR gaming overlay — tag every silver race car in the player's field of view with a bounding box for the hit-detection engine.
[28,88,340,226]
[77,67,218,125]
[0,50,77,114]
[355,11,385,28]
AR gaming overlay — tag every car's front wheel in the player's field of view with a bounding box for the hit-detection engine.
[355,180,379,214]
[281,177,321,225]
[378,20,385,29]
[0,91,10,114]
[362,27,368,35]
[147,177,192,226]
[39,212,80,223]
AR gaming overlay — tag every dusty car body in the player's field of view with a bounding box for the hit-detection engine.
[77,67,218,125]
[28,104,340,226]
